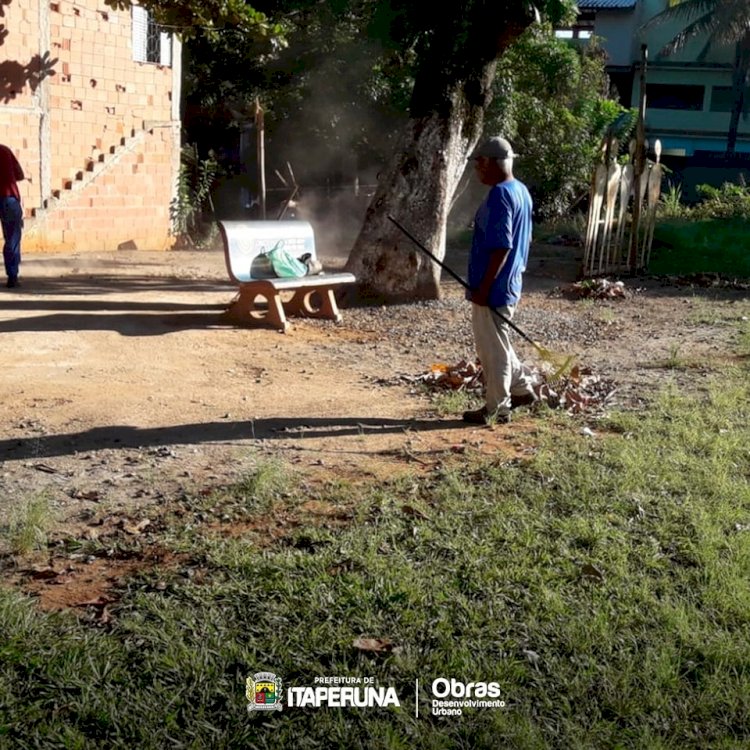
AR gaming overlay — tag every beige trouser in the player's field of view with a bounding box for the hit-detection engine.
[471,303,533,416]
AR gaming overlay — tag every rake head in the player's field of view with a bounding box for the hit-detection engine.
[533,344,577,383]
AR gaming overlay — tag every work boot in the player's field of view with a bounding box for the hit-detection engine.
[462,406,488,424]
[462,406,511,425]
[511,391,538,409]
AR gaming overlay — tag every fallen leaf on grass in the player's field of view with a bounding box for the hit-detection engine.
[580,562,605,582]
[301,500,339,516]
[70,489,101,502]
[121,519,151,535]
[353,637,395,654]
[326,559,360,576]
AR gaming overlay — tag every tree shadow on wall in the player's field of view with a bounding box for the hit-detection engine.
[0,50,58,103]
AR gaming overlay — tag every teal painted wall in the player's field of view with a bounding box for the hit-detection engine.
[591,0,747,154]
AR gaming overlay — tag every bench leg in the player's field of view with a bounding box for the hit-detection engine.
[221,286,289,332]
[286,287,342,322]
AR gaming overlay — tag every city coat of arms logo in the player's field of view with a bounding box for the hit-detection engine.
[246,672,283,712]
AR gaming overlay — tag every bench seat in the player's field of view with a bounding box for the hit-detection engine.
[218,220,355,331]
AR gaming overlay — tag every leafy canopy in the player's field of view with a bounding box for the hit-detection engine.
[642,0,750,56]
[488,25,631,219]
[104,0,286,41]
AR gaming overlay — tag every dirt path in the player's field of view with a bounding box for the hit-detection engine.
[0,244,747,549]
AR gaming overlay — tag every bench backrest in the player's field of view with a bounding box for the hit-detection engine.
[218,220,317,283]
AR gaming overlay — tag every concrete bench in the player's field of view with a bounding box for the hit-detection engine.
[218,220,356,331]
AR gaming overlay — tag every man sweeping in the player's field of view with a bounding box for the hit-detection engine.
[462,136,536,425]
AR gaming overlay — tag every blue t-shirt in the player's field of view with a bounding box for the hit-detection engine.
[467,179,532,307]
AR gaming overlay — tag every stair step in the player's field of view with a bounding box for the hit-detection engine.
[38,123,153,214]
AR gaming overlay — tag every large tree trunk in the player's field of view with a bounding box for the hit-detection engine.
[727,34,750,156]
[345,4,533,302]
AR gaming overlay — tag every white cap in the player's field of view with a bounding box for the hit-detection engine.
[470,136,518,160]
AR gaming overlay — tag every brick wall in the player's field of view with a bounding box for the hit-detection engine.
[0,0,180,252]
[0,0,42,212]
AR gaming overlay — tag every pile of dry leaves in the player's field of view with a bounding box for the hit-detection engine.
[411,359,617,415]
[568,278,627,300]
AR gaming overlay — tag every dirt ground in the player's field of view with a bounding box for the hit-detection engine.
[1,241,748,608]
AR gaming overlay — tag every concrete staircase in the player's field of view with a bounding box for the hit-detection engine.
[26,121,160,233]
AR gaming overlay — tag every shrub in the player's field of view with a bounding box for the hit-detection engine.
[658,180,691,219]
[488,26,632,220]
[170,143,220,244]
[693,179,750,220]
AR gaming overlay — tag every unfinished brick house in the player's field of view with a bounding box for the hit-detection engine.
[0,0,181,252]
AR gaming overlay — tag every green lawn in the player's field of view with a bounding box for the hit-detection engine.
[1,327,749,749]
[649,219,750,277]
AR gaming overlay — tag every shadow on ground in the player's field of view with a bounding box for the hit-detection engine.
[2,274,233,296]
[0,417,468,461]
[0,309,231,335]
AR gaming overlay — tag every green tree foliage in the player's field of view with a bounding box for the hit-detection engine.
[182,3,583,190]
[183,1,417,180]
[183,8,615,223]
[255,1,416,176]
[642,0,750,154]
[488,26,629,219]
[104,0,284,40]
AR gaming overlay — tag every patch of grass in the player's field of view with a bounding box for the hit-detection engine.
[650,218,750,277]
[1,363,749,747]
[597,306,618,324]
[649,342,705,371]
[738,319,750,357]
[210,458,295,514]
[4,494,54,556]
[686,299,750,327]
[686,299,729,327]
[664,342,688,370]
[429,389,481,417]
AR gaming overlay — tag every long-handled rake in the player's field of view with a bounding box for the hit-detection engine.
[387,215,575,381]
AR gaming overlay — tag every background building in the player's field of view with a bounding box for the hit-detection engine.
[0,0,181,252]
[576,0,750,157]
